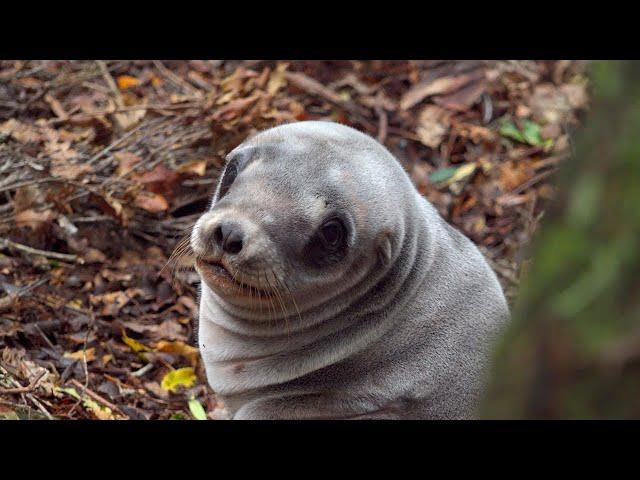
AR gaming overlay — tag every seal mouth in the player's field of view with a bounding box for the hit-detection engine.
[195,258,273,299]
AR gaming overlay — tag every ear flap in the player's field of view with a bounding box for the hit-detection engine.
[376,230,394,266]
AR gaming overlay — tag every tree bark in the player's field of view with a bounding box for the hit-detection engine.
[480,61,640,419]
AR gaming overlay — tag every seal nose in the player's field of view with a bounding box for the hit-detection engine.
[214,221,244,255]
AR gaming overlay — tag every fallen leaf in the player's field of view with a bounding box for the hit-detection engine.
[117,75,140,90]
[63,347,96,362]
[429,163,477,186]
[176,160,207,177]
[433,78,486,112]
[267,63,288,96]
[155,340,199,366]
[122,329,152,353]
[115,151,143,177]
[114,109,146,130]
[15,208,57,230]
[50,160,90,180]
[400,73,477,110]
[91,288,142,316]
[188,397,208,420]
[416,105,451,148]
[134,191,169,213]
[58,387,115,420]
[500,119,553,150]
[161,367,196,393]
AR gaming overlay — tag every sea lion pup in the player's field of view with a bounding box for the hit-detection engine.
[190,121,509,419]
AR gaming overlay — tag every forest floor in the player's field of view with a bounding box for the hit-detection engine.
[0,60,589,419]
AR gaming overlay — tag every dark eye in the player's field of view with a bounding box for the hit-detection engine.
[320,219,343,247]
[217,161,239,199]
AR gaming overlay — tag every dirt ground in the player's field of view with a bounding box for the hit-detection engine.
[0,60,589,419]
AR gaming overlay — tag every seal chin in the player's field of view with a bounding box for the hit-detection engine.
[195,258,273,302]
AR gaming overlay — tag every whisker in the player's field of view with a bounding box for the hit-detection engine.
[268,269,290,336]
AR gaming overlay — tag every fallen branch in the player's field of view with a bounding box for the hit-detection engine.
[69,378,127,417]
[0,370,46,394]
[0,237,80,263]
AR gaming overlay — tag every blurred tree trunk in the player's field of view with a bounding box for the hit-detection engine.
[480,61,640,419]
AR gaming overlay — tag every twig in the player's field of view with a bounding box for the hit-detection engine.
[97,60,124,108]
[284,71,377,131]
[375,91,388,144]
[69,379,126,416]
[511,169,557,195]
[0,370,46,394]
[0,237,79,263]
[153,60,201,97]
[85,120,148,166]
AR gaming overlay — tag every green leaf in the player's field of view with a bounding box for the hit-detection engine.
[500,119,553,149]
[161,367,197,393]
[188,397,208,420]
[428,166,458,184]
[521,120,543,146]
[499,121,526,143]
[429,164,477,186]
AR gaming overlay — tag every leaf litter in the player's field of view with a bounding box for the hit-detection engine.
[0,60,590,419]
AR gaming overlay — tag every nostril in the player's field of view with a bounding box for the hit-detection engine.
[213,226,223,246]
[225,238,243,254]
[215,221,245,255]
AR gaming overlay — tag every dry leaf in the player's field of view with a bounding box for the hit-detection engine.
[122,330,151,353]
[134,191,169,213]
[161,367,196,393]
[15,208,57,230]
[117,75,140,90]
[64,347,96,362]
[400,73,477,110]
[115,151,143,177]
[114,109,146,130]
[155,340,199,366]
[416,105,452,148]
[176,160,207,177]
[50,160,90,180]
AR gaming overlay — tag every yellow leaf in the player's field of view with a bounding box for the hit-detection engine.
[66,298,84,310]
[155,340,199,366]
[161,367,196,393]
[58,387,115,420]
[446,163,477,186]
[117,75,140,90]
[176,160,207,177]
[121,329,151,353]
[102,354,113,366]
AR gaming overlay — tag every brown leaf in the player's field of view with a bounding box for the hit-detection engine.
[134,191,169,213]
[15,208,57,230]
[176,160,207,177]
[400,73,477,110]
[116,75,140,90]
[50,160,90,180]
[0,119,43,144]
[114,151,143,177]
[133,163,181,196]
[64,347,96,362]
[433,78,486,112]
[415,105,452,148]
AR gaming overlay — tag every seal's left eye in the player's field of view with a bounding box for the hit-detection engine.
[320,219,344,247]
[218,162,239,199]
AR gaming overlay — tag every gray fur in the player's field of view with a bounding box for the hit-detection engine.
[191,121,509,419]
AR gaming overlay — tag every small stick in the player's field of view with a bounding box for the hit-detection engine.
[0,237,79,263]
[0,370,46,394]
[69,379,126,417]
